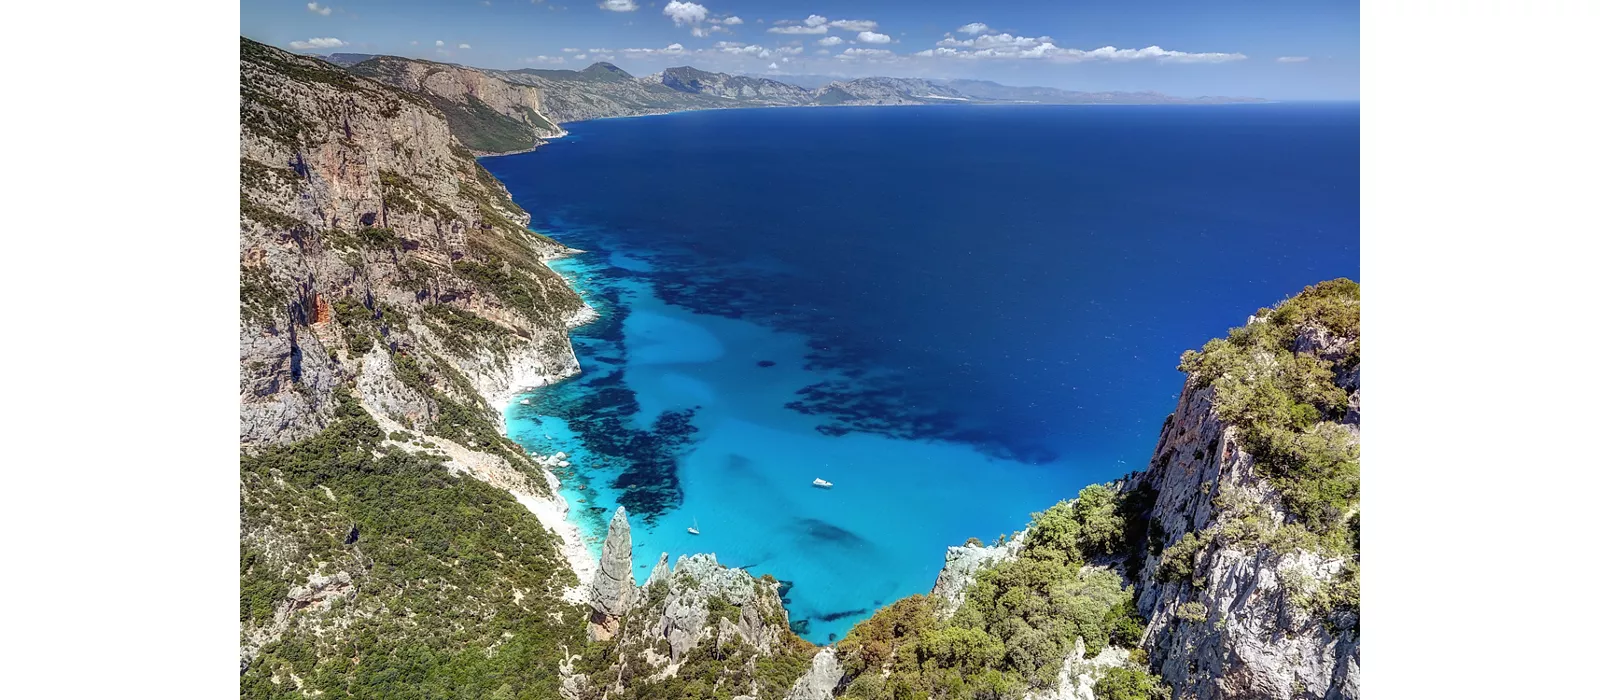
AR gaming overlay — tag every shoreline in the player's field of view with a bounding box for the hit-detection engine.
[486,253,603,592]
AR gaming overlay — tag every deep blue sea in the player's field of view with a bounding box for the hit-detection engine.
[483,103,1359,643]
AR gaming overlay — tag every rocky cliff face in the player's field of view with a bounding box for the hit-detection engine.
[240,37,586,449]
[239,37,600,687]
[566,509,817,699]
[348,55,566,154]
[815,77,969,105]
[588,506,637,632]
[643,66,816,104]
[1124,315,1361,699]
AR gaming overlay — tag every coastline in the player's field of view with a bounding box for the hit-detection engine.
[485,253,603,595]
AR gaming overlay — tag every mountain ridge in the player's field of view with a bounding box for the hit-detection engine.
[287,48,1265,146]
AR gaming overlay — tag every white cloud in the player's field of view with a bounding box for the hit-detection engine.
[770,14,830,34]
[717,42,764,55]
[575,54,587,59]
[830,19,877,32]
[839,47,893,59]
[598,0,637,11]
[1074,45,1247,63]
[915,37,1248,64]
[526,55,567,64]
[767,62,778,70]
[435,40,445,47]
[458,43,472,49]
[776,45,804,55]
[857,31,891,44]
[562,47,579,52]
[720,16,743,25]
[289,37,346,49]
[663,1,708,26]
[306,2,332,16]
[1277,56,1310,63]
[769,25,828,35]
[623,42,687,55]
[816,36,843,47]
[956,22,989,35]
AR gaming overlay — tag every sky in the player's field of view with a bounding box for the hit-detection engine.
[241,0,1359,99]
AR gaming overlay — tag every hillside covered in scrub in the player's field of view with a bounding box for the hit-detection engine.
[238,35,1356,699]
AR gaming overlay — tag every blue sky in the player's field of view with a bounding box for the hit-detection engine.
[241,0,1358,99]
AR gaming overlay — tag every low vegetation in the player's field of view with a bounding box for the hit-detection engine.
[240,393,584,699]
[833,484,1169,700]
[1171,279,1360,617]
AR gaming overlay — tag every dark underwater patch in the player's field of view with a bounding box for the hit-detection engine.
[794,518,870,548]
[816,608,868,623]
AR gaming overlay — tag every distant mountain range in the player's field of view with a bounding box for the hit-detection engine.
[307,51,1264,154]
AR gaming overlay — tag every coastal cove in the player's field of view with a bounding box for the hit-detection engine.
[486,103,1360,643]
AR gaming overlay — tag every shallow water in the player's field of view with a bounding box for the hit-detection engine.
[488,103,1360,642]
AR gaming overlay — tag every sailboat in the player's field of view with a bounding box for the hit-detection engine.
[812,478,833,489]
[687,517,700,536]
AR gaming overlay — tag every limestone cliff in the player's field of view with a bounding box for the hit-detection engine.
[1124,296,1361,699]
[566,509,817,699]
[348,55,566,154]
[239,36,598,689]
[240,36,586,449]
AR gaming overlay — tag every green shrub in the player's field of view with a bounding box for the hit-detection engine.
[834,484,1161,699]
[1174,602,1208,623]
[239,391,584,698]
[1094,665,1171,700]
[1175,279,1360,557]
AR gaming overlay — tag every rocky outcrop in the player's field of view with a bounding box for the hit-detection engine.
[348,56,566,154]
[239,36,587,449]
[566,551,815,699]
[784,647,844,700]
[929,536,1025,613]
[814,77,968,105]
[643,66,815,103]
[355,342,438,428]
[1026,638,1133,700]
[588,507,637,629]
[1122,320,1360,699]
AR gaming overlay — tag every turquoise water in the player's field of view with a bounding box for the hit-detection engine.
[505,248,1083,643]
[490,104,1360,642]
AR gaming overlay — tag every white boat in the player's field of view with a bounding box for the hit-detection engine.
[687,517,700,535]
[520,399,531,405]
[812,478,833,489]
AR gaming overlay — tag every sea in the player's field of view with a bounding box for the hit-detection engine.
[482,102,1360,643]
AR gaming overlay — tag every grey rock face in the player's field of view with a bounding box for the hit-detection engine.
[588,507,636,619]
[239,39,587,450]
[1026,637,1131,700]
[1121,326,1361,699]
[784,647,843,700]
[650,553,772,661]
[930,536,1025,613]
[355,343,438,429]
[643,552,671,589]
